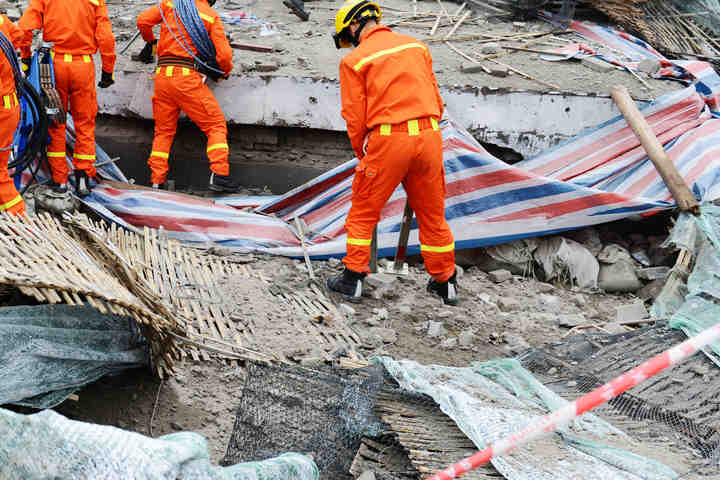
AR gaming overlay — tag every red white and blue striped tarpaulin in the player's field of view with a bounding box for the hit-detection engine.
[539,12,720,114]
[81,81,720,259]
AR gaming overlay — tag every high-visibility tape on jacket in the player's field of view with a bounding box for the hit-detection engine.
[353,42,427,71]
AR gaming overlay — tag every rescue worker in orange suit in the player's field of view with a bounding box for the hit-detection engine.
[0,14,26,215]
[17,0,116,198]
[327,0,458,305]
[136,0,239,192]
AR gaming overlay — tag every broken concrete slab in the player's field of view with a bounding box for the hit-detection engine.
[427,321,446,338]
[497,297,521,312]
[440,337,458,349]
[488,269,512,283]
[598,261,643,293]
[557,313,586,328]
[458,330,474,346]
[616,301,649,323]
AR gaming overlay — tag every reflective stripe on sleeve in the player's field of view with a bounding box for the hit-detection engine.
[47,152,66,158]
[73,153,96,160]
[150,151,169,158]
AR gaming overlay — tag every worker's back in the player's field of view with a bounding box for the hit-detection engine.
[20,0,103,53]
[137,0,232,75]
[340,25,443,129]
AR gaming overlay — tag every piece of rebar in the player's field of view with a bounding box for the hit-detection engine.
[119,30,142,55]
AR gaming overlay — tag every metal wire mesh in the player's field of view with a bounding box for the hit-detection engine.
[520,323,720,478]
[221,361,387,479]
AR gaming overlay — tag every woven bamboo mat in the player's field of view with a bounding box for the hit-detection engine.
[0,213,362,375]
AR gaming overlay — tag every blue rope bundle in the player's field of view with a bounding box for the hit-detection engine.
[0,32,22,95]
[157,0,222,76]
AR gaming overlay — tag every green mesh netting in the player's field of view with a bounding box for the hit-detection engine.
[378,357,678,480]
[653,204,720,366]
[0,408,318,480]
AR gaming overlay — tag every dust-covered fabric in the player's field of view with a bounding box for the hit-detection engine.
[0,304,148,408]
[0,408,318,480]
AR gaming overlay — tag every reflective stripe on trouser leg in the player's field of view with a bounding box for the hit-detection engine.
[149,74,182,185]
[48,123,69,184]
[0,105,25,215]
[66,59,98,177]
[176,77,230,176]
[401,129,455,282]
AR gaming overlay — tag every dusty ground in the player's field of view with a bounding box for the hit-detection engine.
[97,0,680,100]
[52,247,647,465]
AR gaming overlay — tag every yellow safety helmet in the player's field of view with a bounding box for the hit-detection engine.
[333,0,382,49]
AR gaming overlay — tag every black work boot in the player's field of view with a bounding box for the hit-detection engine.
[209,173,239,193]
[74,170,92,198]
[47,181,69,198]
[283,0,309,21]
[427,270,459,306]
[327,267,365,303]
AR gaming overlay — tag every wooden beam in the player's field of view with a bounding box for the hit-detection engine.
[611,86,700,214]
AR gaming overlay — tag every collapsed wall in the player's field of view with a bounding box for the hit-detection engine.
[98,72,642,191]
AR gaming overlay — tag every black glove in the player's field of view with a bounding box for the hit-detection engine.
[98,71,114,88]
[21,57,30,73]
[133,40,157,64]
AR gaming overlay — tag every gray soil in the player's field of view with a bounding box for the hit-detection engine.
[53,251,644,465]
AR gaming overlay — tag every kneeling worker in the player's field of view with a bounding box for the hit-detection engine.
[136,0,238,192]
[327,0,459,305]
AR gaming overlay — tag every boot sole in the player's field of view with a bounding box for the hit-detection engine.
[283,0,310,20]
[208,184,237,193]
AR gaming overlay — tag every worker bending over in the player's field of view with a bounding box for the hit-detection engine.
[136,0,238,192]
[18,0,116,197]
[0,14,25,214]
[327,0,458,305]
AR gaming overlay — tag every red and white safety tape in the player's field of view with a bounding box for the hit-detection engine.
[426,322,720,480]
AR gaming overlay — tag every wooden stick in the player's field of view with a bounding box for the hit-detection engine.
[453,2,466,17]
[486,58,562,89]
[444,10,470,40]
[445,41,490,73]
[501,45,567,55]
[436,0,449,18]
[369,226,378,273]
[611,86,700,214]
[430,14,442,36]
[294,215,315,280]
[393,200,414,271]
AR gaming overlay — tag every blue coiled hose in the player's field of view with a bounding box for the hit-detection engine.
[157,0,223,78]
[0,32,22,95]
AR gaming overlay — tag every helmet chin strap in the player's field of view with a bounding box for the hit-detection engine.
[351,19,371,46]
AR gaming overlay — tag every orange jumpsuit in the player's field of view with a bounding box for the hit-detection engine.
[137,0,233,185]
[17,0,116,185]
[340,25,455,281]
[0,15,26,215]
